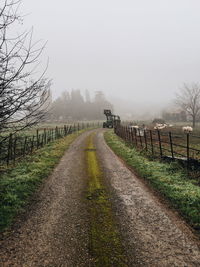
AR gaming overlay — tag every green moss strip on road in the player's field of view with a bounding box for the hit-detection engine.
[85,133,127,266]
[0,130,86,233]
[104,131,200,232]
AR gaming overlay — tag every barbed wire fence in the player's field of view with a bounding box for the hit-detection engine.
[114,125,200,168]
[0,122,101,167]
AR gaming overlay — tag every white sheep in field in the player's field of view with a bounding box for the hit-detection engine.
[129,125,138,131]
[128,125,138,133]
[182,126,193,133]
[154,123,167,130]
[128,125,145,136]
[131,125,139,129]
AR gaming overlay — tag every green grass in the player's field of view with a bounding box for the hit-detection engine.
[0,130,87,232]
[104,131,200,232]
[85,133,127,266]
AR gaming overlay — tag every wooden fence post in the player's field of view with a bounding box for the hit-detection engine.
[129,127,132,143]
[127,127,130,142]
[117,125,120,137]
[52,129,54,141]
[187,133,190,166]
[64,125,67,136]
[23,136,27,157]
[55,126,58,139]
[130,128,134,145]
[31,136,35,153]
[169,132,174,159]
[37,129,39,149]
[38,134,41,148]
[157,130,163,157]
[144,130,148,151]
[48,130,50,142]
[120,125,123,138]
[121,126,124,139]
[119,126,122,138]
[44,128,47,145]
[118,125,121,137]
[139,129,143,148]
[150,130,154,155]
[66,126,69,135]
[10,134,13,162]
[42,134,45,146]
[124,126,126,141]
[123,126,125,140]
[7,133,13,165]
[13,135,17,164]
[134,128,138,147]
[126,127,129,142]
[124,127,127,141]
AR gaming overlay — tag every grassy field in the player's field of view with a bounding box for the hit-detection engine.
[123,120,200,130]
[0,121,103,137]
[0,129,87,232]
[0,122,101,168]
[119,122,200,162]
[105,130,200,233]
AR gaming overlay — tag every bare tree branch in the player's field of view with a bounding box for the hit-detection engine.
[0,0,51,140]
[175,82,200,128]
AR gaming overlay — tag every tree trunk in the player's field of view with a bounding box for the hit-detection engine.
[192,116,195,128]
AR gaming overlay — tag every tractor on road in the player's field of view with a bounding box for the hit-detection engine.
[103,109,121,128]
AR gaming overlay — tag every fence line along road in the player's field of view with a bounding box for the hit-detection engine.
[0,122,100,167]
[115,125,200,167]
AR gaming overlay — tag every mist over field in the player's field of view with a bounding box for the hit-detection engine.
[1,3,200,265]
[17,0,200,119]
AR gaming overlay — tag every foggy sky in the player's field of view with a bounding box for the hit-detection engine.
[21,0,200,112]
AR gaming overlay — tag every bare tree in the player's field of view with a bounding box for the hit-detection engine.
[0,0,51,137]
[175,83,200,128]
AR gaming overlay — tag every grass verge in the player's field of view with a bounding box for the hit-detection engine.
[0,130,86,233]
[85,133,127,266]
[104,131,200,232]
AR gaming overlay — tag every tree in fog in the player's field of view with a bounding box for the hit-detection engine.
[70,89,85,119]
[0,0,50,135]
[85,89,91,103]
[93,91,113,119]
[162,110,187,122]
[175,83,200,127]
[51,90,113,121]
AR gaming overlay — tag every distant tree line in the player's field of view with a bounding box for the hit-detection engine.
[162,110,187,122]
[50,90,113,121]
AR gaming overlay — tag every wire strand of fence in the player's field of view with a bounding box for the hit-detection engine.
[0,122,101,167]
[114,125,200,167]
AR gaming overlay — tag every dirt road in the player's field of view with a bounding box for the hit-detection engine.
[0,129,200,266]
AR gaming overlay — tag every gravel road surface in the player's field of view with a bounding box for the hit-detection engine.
[0,129,200,266]
[0,130,92,267]
[96,130,200,267]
